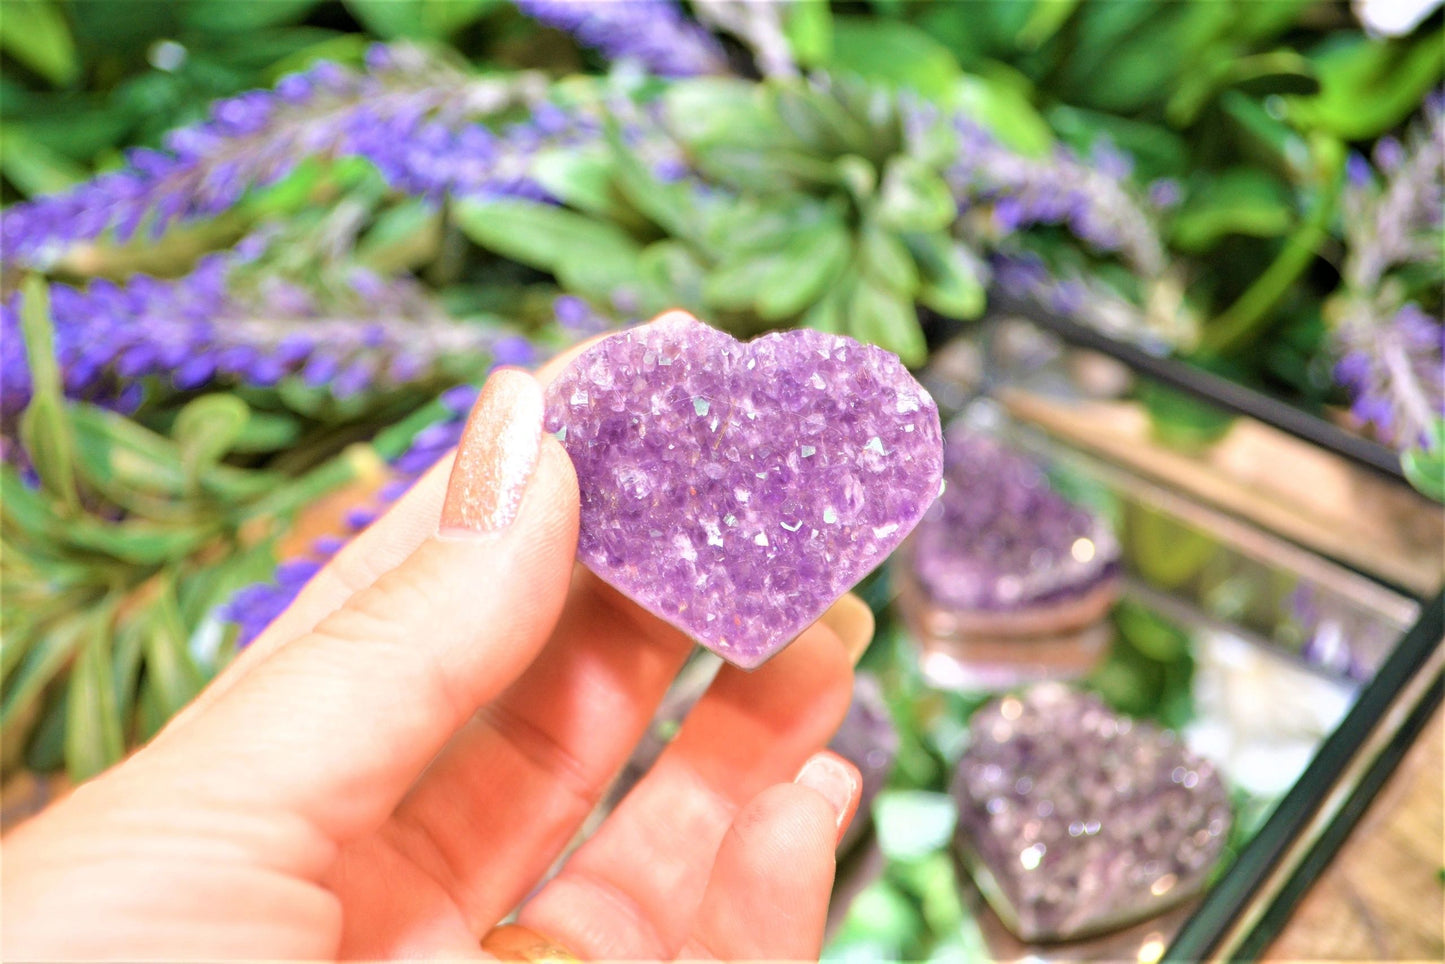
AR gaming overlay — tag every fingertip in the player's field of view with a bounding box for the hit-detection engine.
[793,751,862,840]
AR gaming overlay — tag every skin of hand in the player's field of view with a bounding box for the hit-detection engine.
[0,331,874,962]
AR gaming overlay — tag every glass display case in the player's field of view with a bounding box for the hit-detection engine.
[822,314,1443,961]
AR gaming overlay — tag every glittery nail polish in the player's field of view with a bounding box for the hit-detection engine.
[439,369,543,536]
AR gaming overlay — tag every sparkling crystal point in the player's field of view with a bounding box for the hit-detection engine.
[544,312,944,667]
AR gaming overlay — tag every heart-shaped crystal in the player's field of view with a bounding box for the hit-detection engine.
[952,684,1232,942]
[545,312,944,667]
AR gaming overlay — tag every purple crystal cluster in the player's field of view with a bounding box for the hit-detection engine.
[953,685,1232,942]
[223,384,480,645]
[516,0,728,78]
[544,313,944,667]
[907,428,1119,614]
[0,44,592,268]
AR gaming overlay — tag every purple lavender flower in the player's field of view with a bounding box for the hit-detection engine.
[0,246,507,419]
[224,383,480,645]
[946,118,1166,277]
[516,0,728,78]
[1332,95,1444,452]
[990,252,1182,353]
[0,44,591,268]
[1334,303,1444,448]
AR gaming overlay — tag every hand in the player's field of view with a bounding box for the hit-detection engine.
[2,351,873,961]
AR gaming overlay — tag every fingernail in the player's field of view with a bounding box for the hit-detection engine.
[794,752,858,830]
[439,369,544,536]
[819,593,875,666]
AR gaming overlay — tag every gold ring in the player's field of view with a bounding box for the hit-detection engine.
[480,923,581,962]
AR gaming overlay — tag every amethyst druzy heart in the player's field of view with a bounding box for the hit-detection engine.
[952,685,1232,941]
[544,312,944,667]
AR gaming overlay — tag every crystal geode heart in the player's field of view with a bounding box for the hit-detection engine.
[952,685,1232,942]
[544,313,944,667]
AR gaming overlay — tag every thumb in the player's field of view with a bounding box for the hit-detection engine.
[129,369,579,845]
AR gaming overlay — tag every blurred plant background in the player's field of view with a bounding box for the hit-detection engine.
[1,0,1441,935]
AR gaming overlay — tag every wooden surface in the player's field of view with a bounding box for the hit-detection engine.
[1263,704,1444,961]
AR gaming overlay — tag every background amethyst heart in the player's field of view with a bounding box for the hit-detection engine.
[952,685,1233,942]
[544,313,944,668]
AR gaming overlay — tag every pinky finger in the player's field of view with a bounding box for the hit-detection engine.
[682,752,860,960]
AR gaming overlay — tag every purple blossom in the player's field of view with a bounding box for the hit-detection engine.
[1332,95,1444,453]
[0,44,591,268]
[0,244,511,419]
[516,0,728,78]
[1333,302,1445,448]
[990,252,1181,352]
[224,383,480,646]
[946,117,1166,277]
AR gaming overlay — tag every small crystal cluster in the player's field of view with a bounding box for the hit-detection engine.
[952,685,1232,942]
[907,427,1119,614]
[544,313,944,667]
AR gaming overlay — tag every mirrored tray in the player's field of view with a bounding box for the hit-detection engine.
[822,315,1444,962]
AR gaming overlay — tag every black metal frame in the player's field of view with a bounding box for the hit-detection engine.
[988,304,1444,960]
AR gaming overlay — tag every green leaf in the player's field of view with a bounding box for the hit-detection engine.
[701,253,777,312]
[849,280,926,366]
[1017,0,1082,49]
[66,608,125,782]
[357,199,442,272]
[800,282,849,335]
[692,145,840,194]
[230,410,303,454]
[638,240,706,313]
[784,0,832,66]
[0,124,87,196]
[179,0,320,31]
[2,616,87,733]
[0,0,78,86]
[905,233,985,320]
[664,78,786,151]
[1167,49,1320,127]
[1289,34,1445,140]
[530,148,624,222]
[453,197,644,300]
[145,582,207,721]
[774,83,868,157]
[65,518,214,565]
[174,394,250,488]
[1402,420,1445,503]
[755,223,851,321]
[1171,169,1295,252]
[875,157,955,232]
[858,225,919,295]
[23,686,67,773]
[346,0,433,38]
[949,73,1054,157]
[16,277,79,514]
[606,124,699,238]
[827,16,961,100]
[874,790,957,860]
